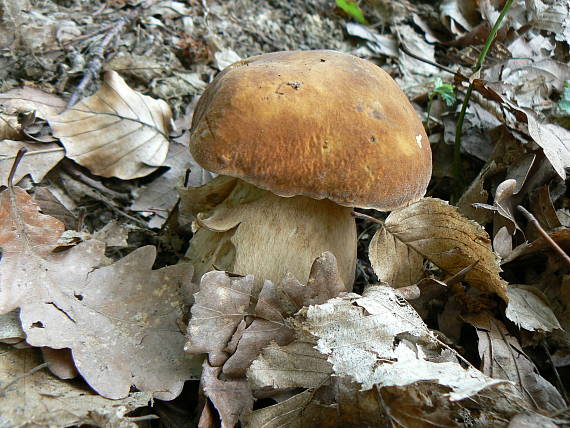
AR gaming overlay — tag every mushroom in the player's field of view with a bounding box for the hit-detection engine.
[184,50,431,289]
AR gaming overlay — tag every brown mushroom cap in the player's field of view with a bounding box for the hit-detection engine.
[189,50,432,210]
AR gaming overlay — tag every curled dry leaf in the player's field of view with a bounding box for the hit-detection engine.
[0,140,65,187]
[0,187,200,399]
[0,344,151,428]
[201,360,254,428]
[464,312,565,412]
[368,197,508,300]
[506,285,561,332]
[186,252,346,377]
[48,70,172,179]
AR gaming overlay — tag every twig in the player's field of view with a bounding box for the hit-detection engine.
[352,211,385,226]
[66,11,137,108]
[517,205,570,266]
[453,0,515,201]
[7,148,27,187]
[0,362,48,396]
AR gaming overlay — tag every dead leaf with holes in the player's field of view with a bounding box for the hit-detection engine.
[506,285,561,333]
[249,285,527,427]
[47,70,172,179]
[0,140,65,187]
[464,312,565,412]
[0,186,201,399]
[369,197,508,299]
[0,344,151,428]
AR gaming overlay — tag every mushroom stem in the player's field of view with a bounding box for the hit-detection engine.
[184,179,356,289]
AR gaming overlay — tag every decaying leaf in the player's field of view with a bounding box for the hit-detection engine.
[48,70,172,179]
[0,187,200,399]
[0,140,64,187]
[464,312,565,411]
[368,198,508,300]
[248,340,332,391]
[201,361,254,428]
[292,285,510,399]
[506,285,561,332]
[0,86,66,119]
[0,344,151,428]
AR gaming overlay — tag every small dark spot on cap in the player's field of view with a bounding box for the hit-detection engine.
[370,136,377,143]
[320,59,326,62]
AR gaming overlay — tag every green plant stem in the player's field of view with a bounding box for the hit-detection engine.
[453,0,514,201]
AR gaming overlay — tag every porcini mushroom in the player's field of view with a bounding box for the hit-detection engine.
[184,50,431,289]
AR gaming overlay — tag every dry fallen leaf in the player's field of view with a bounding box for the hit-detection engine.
[201,360,254,428]
[48,70,172,179]
[0,344,151,428]
[0,86,66,119]
[369,197,508,300]
[464,312,565,412]
[506,285,562,332]
[131,139,214,228]
[0,187,200,399]
[0,140,65,187]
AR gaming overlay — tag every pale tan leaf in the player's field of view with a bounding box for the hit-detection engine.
[201,360,253,428]
[0,140,64,186]
[41,347,78,380]
[294,285,512,400]
[0,87,66,119]
[0,114,20,140]
[0,344,151,428]
[464,312,565,412]
[369,225,424,288]
[247,341,332,391]
[48,70,172,179]
[0,310,24,342]
[506,285,561,332]
[369,197,508,300]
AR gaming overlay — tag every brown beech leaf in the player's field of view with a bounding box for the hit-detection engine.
[201,360,254,428]
[48,70,172,179]
[464,312,565,412]
[368,198,508,300]
[0,187,200,399]
[0,86,66,119]
[506,285,561,333]
[0,344,151,428]
[0,140,65,187]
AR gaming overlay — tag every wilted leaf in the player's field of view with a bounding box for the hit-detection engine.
[41,347,78,380]
[0,114,20,140]
[0,140,64,187]
[0,187,200,399]
[248,341,332,391]
[201,361,254,428]
[293,285,510,399]
[0,344,151,428]
[186,252,346,377]
[464,312,565,411]
[0,87,66,119]
[131,139,214,228]
[506,285,561,332]
[48,70,172,179]
[368,198,508,300]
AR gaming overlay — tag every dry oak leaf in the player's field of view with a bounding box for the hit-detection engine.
[48,70,172,179]
[201,360,254,428]
[464,312,565,412]
[0,140,65,187]
[186,252,346,377]
[369,197,508,300]
[0,344,151,428]
[0,187,200,399]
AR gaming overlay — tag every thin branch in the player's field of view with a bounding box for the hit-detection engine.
[517,205,570,266]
